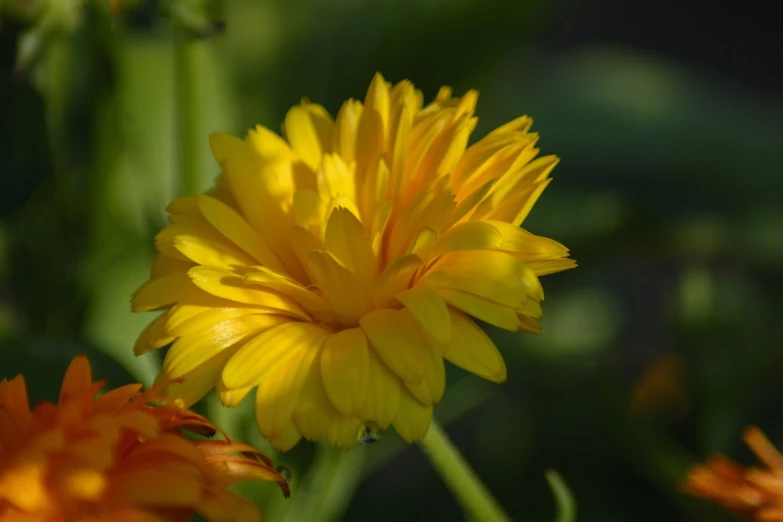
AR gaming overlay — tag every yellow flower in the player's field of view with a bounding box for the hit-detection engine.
[0,355,288,522]
[132,73,575,450]
[685,426,783,520]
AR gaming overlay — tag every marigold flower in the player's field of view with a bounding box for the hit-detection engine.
[685,426,783,520]
[132,73,575,450]
[0,355,288,522]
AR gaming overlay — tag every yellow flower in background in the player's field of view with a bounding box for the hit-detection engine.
[132,73,575,450]
[0,355,288,522]
[685,426,783,520]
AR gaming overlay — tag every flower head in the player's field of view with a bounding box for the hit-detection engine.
[132,73,575,450]
[685,426,783,520]
[0,355,288,522]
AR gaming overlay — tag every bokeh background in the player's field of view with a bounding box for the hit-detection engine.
[1,0,782,520]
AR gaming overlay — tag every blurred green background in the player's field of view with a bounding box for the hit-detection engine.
[1,0,782,520]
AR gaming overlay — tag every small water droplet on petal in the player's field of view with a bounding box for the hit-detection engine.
[358,422,382,444]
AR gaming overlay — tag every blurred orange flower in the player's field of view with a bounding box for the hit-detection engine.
[0,355,288,522]
[685,426,783,520]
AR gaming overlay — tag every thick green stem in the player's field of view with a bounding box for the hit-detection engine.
[419,420,511,522]
[174,36,206,196]
[277,444,366,522]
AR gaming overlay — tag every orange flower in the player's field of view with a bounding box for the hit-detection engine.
[0,356,289,522]
[685,426,783,520]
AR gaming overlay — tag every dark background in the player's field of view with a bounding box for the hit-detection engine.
[1,0,781,520]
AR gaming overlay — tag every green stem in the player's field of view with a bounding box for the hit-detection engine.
[545,469,577,522]
[277,444,366,522]
[174,35,206,196]
[419,420,511,522]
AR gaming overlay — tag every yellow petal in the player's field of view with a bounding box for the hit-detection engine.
[323,194,361,226]
[289,225,323,283]
[404,340,445,406]
[255,342,321,440]
[387,103,411,200]
[209,132,247,165]
[131,273,195,312]
[154,226,201,262]
[522,298,543,319]
[318,154,356,204]
[188,266,310,319]
[307,250,368,322]
[451,177,494,222]
[134,311,175,355]
[426,250,543,306]
[173,232,258,269]
[387,185,455,260]
[359,349,401,429]
[267,421,303,452]
[292,158,318,194]
[481,178,552,226]
[408,114,474,197]
[433,221,502,256]
[332,98,363,164]
[359,159,390,231]
[325,416,363,449]
[320,328,369,416]
[165,302,225,332]
[369,200,392,257]
[387,80,420,145]
[163,366,220,409]
[437,288,522,330]
[166,307,268,338]
[163,314,290,379]
[246,125,294,161]
[284,103,333,170]
[425,253,525,308]
[457,141,539,202]
[364,73,390,140]
[392,389,433,443]
[197,195,287,272]
[526,258,578,276]
[324,207,373,277]
[151,254,195,278]
[517,313,543,335]
[373,254,424,308]
[407,227,439,257]
[490,154,558,204]
[359,308,428,384]
[222,322,331,390]
[211,134,301,278]
[487,115,534,137]
[293,189,327,236]
[243,268,331,317]
[323,207,375,309]
[443,309,507,382]
[355,75,388,176]
[489,221,570,260]
[292,350,360,446]
[394,284,451,344]
[216,375,254,408]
